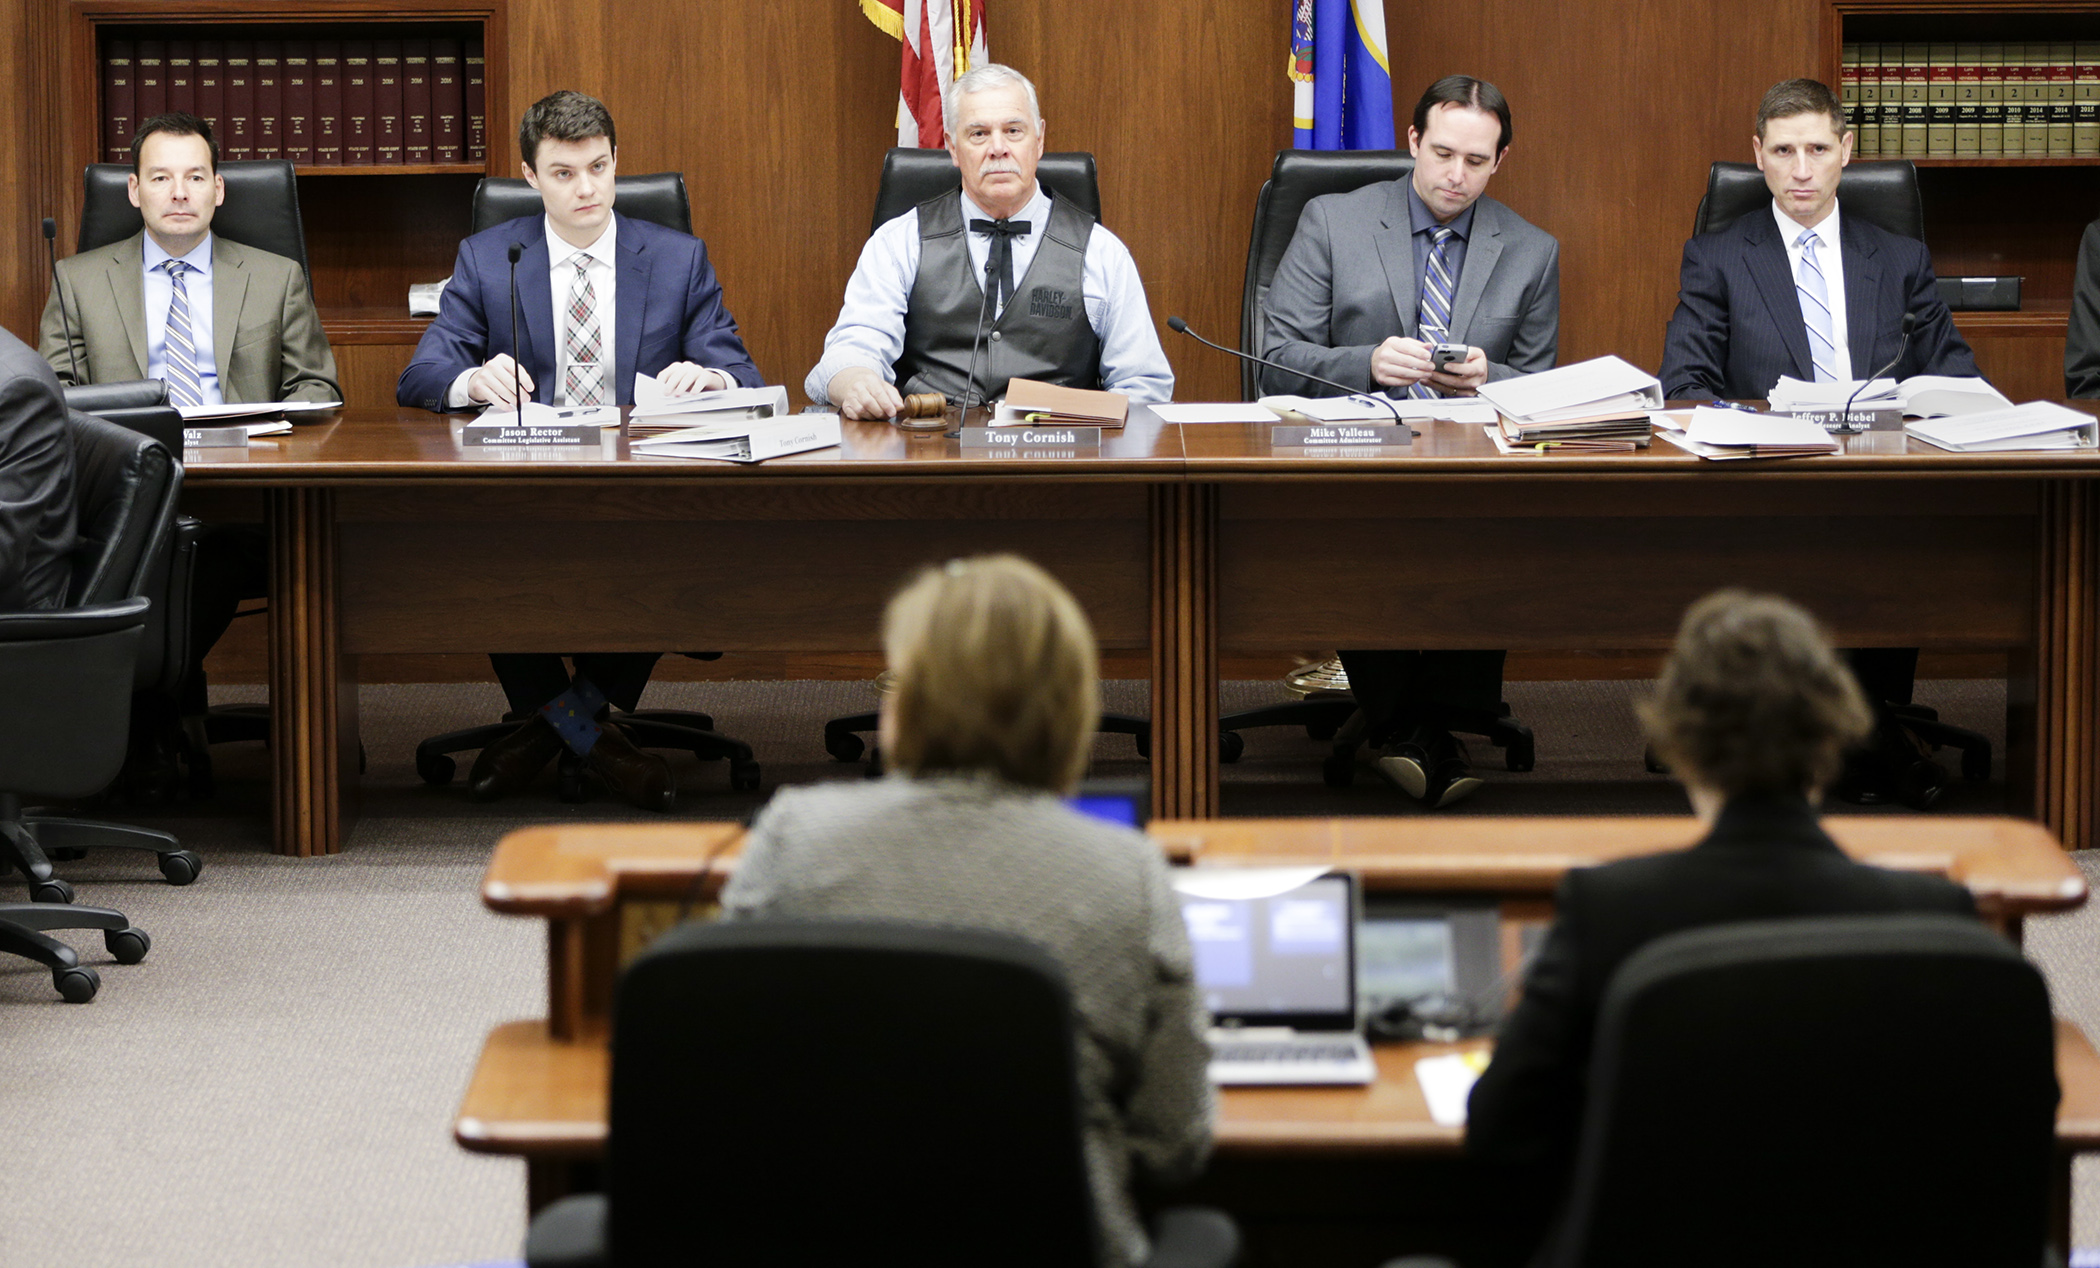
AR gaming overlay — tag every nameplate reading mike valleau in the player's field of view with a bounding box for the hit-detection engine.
[959,426,1102,452]
[1270,424,1411,447]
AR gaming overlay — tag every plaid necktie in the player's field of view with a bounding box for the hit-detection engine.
[1795,228,1840,383]
[562,252,605,406]
[1410,226,1457,400]
[161,259,203,408]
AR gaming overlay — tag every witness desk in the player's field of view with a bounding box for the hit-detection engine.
[453,814,2096,1236]
[182,408,2100,855]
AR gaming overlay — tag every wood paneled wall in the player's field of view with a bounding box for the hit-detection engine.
[17,0,2033,407]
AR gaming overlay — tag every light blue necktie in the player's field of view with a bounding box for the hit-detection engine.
[1410,226,1457,400]
[161,259,203,408]
[1795,228,1840,383]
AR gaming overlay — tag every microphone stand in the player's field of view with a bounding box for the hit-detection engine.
[1835,311,1918,433]
[506,242,527,417]
[44,218,84,387]
[953,257,1000,438]
[1165,316,1411,431]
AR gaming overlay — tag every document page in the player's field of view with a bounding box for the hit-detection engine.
[1476,355,1661,420]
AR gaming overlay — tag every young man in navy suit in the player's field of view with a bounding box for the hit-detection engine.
[400,90,762,811]
[1659,78,1979,810]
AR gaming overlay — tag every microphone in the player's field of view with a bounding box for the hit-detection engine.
[1166,316,1407,429]
[506,242,526,413]
[961,256,999,411]
[44,218,84,387]
[1836,311,1918,432]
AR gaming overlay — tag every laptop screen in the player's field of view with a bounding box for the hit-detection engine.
[1175,872,1356,1028]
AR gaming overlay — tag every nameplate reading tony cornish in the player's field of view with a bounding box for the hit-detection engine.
[1270,423,1412,448]
[959,426,1102,453]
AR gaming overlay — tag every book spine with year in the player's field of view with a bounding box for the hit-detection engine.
[465,37,486,162]
[1954,43,1981,156]
[253,41,282,159]
[2078,43,2100,157]
[103,40,135,163]
[282,40,313,164]
[194,42,221,136]
[2026,42,2052,155]
[2051,41,2076,156]
[374,39,403,164]
[1857,44,1882,156]
[166,39,194,116]
[1902,43,1929,155]
[223,40,253,161]
[403,38,432,163]
[342,40,372,164]
[315,41,344,165]
[1979,43,2004,155]
[1926,43,1956,156]
[1842,45,1867,154]
[134,40,166,123]
[432,38,464,163]
[2003,43,2027,155]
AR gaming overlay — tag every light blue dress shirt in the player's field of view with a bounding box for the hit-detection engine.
[807,182,1174,405]
[143,232,224,407]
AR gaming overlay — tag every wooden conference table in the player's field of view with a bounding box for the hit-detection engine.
[180,405,2100,856]
[451,815,2098,1252]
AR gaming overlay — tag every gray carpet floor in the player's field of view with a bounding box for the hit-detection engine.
[0,676,2085,1267]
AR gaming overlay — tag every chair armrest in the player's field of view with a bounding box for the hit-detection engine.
[524,1192,607,1268]
[0,597,150,643]
[1143,1206,1242,1268]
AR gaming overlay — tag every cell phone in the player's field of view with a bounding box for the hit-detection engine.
[1430,343,1469,369]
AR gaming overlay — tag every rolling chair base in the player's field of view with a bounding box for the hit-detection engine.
[0,903,150,1001]
[419,710,761,798]
[0,794,202,901]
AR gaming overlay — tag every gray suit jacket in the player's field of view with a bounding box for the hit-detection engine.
[1261,182,1559,395]
[39,231,340,405]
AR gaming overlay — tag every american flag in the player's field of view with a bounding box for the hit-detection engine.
[861,0,990,148]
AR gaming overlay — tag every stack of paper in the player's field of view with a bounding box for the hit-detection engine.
[992,378,1130,428]
[1661,407,1841,460]
[1769,375,2011,418]
[631,413,842,463]
[1258,394,1408,424]
[628,379,790,437]
[1907,401,2099,452]
[1477,356,1663,440]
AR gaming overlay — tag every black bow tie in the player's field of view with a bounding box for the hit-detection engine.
[970,218,1031,309]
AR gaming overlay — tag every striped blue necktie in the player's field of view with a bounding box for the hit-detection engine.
[1411,226,1456,400]
[161,259,203,407]
[1795,227,1840,383]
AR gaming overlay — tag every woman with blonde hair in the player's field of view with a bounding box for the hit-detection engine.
[720,554,1212,1268]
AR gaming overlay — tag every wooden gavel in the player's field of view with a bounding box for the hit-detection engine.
[894,393,950,429]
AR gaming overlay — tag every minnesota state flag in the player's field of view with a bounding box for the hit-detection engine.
[1291,0,1395,150]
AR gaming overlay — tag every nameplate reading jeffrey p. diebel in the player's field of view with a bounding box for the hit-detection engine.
[959,426,1102,453]
[1270,423,1412,447]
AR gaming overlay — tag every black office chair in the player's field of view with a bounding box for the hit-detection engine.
[1220,150,1535,786]
[1545,913,2054,1267]
[868,147,1104,231]
[1690,158,1991,792]
[416,170,761,797]
[523,919,1239,1268]
[80,160,312,286]
[470,171,693,236]
[1,413,202,899]
[826,149,1157,770]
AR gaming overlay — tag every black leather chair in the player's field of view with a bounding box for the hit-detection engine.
[1688,159,1991,792]
[1221,150,1535,787]
[80,160,311,286]
[867,147,1103,231]
[523,918,1239,1268]
[1544,914,2054,1266]
[0,413,202,898]
[824,149,1163,771]
[469,171,693,236]
[415,170,761,797]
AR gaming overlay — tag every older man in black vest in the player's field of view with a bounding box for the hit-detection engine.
[808,63,1172,416]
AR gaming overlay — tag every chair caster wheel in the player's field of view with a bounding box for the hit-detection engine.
[415,749,457,785]
[31,878,75,904]
[158,850,203,886]
[825,732,865,763]
[54,965,99,1003]
[1506,737,1536,773]
[729,761,762,792]
[105,926,150,964]
[1220,732,1245,764]
[1323,753,1356,788]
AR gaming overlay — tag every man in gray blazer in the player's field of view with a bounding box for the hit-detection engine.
[1263,76,1560,808]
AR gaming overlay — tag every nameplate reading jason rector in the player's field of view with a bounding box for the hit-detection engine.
[459,420,603,446]
[1270,423,1412,447]
[959,426,1102,452]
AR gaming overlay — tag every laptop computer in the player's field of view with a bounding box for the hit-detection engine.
[1173,869,1377,1086]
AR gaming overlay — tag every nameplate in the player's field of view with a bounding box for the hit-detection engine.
[183,426,251,448]
[959,426,1102,452]
[459,421,603,446]
[1778,407,1902,434]
[1270,424,1412,447]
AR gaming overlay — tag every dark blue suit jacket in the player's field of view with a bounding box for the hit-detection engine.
[1658,205,1977,400]
[397,211,761,410]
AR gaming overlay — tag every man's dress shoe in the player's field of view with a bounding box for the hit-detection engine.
[468,717,565,802]
[584,724,676,813]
